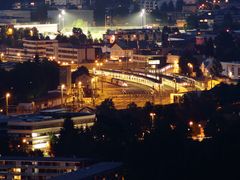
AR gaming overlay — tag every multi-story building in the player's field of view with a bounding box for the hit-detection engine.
[0,10,32,24]
[5,40,97,64]
[110,42,134,61]
[139,0,158,13]
[0,156,92,180]
[104,28,162,44]
[52,162,123,180]
[0,109,96,153]
[221,61,240,80]
[214,8,240,26]
[5,39,58,61]
[46,45,96,64]
[110,40,160,61]
[45,0,82,6]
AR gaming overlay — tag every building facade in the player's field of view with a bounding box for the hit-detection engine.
[1,110,96,153]
[46,45,96,64]
[221,61,240,80]
[0,157,92,180]
[5,39,58,61]
[110,43,133,61]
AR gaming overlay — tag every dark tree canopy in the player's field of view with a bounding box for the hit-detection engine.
[0,60,59,102]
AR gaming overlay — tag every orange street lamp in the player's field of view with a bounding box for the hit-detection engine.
[189,121,193,126]
[61,84,65,107]
[150,112,156,129]
[5,93,10,116]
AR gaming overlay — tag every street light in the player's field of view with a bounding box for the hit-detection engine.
[187,63,194,76]
[61,84,65,107]
[17,53,21,61]
[140,9,145,28]
[61,9,66,15]
[173,78,177,93]
[150,112,156,129]
[91,78,96,106]
[78,82,83,107]
[58,14,62,28]
[61,10,65,29]
[5,93,10,116]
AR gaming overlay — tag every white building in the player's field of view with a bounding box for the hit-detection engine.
[5,39,58,61]
[139,0,158,13]
[221,61,240,80]
[46,45,96,64]
[1,110,95,153]
[45,0,82,6]
[14,24,58,34]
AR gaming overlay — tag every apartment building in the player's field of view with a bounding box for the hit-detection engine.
[139,0,158,13]
[104,28,162,44]
[5,39,58,61]
[46,45,96,64]
[0,156,92,180]
[45,0,82,6]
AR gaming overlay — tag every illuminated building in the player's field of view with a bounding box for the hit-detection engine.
[52,162,123,180]
[0,109,95,153]
[5,40,58,61]
[221,61,240,80]
[0,156,92,180]
[46,45,97,64]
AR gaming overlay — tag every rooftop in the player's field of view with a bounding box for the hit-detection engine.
[51,162,122,180]
[0,156,91,162]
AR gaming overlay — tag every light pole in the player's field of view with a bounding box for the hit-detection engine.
[59,10,66,30]
[61,10,65,30]
[96,62,104,93]
[187,63,194,76]
[210,75,213,89]
[5,93,10,116]
[150,112,156,130]
[91,78,96,106]
[173,78,177,93]
[0,53,4,61]
[58,14,62,29]
[17,53,21,61]
[78,81,83,107]
[61,84,65,108]
[140,9,145,28]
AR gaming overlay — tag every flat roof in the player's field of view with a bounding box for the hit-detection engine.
[0,156,91,162]
[51,162,122,180]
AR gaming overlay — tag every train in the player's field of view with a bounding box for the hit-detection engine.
[111,78,128,87]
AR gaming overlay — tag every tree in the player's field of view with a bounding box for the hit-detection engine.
[204,38,214,57]
[215,32,239,61]
[223,13,234,30]
[186,15,199,29]
[127,102,138,110]
[0,60,59,102]
[160,2,168,12]
[72,66,89,83]
[176,0,184,11]
[208,58,223,77]
[87,31,93,44]
[54,117,79,157]
[72,19,88,28]
[97,98,115,114]
[168,1,175,12]
[179,51,202,77]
